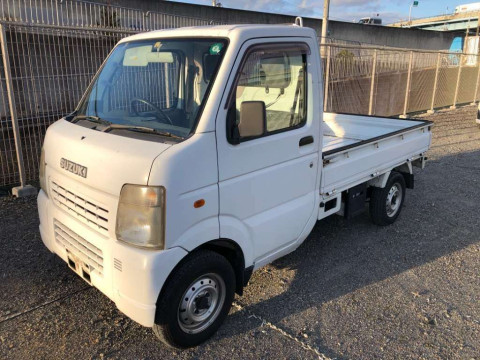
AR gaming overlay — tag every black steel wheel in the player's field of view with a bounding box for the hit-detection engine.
[370,172,406,226]
[153,250,235,348]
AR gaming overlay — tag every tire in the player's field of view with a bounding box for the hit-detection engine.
[369,172,406,226]
[153,250,236,348]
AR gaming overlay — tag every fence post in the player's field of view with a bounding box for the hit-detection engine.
[368,49,377,116]
[400,51,414,119]
[323,45,331,113]
[471,55,480,105]
[0,24,36,197]
[451,54,463,109]
[428,53,441,114]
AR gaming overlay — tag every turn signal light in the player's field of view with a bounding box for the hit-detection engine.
[194,199,205,208]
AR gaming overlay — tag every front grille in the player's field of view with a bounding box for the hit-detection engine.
[54,220,104,275]
[50,180,109,235]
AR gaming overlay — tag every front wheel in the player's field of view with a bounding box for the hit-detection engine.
[153,250,235,348]
[369,172,406,226]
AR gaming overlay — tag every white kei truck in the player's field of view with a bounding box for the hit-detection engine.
[37,23,432,348]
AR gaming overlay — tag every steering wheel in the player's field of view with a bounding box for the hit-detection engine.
[130,98,173,125]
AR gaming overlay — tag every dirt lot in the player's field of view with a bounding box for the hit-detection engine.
[1,106,479,359]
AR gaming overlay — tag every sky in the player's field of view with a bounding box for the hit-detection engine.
[168,0,475,24]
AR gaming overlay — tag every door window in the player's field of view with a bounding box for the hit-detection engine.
[228,43,309,142]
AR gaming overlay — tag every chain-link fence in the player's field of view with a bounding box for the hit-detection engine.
[1,0,479,188]
[0,0,224,30]
[0,23,127,186]
[322,44,480,117]
[0,0,227,188]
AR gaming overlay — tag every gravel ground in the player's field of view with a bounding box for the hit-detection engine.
[1,106,479,359]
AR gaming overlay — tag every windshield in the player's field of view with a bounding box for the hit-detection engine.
[75,38,228,138]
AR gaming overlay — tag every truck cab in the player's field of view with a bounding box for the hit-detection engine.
[37,24,432,348]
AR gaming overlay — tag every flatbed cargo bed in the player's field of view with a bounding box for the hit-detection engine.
[322,113,431,156]
[321,113,432,195]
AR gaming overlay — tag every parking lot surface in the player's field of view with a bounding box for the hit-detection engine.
[1,106,479,359]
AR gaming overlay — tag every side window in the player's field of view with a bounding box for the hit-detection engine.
[228,44,308,142]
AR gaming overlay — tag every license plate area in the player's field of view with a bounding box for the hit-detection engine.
[66,251,92,284]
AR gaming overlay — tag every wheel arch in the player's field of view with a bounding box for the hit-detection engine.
[197,239,253,296]
[393,163,415,189]
[156,238,252,311]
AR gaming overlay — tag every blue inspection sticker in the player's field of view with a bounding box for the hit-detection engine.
[209,43,223,55]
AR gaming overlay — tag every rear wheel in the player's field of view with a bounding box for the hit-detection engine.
[369,172,406,226]
[153,250,235,348]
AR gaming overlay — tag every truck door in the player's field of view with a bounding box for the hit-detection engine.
[216,40,320,262]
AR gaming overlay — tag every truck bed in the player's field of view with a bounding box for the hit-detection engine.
[321,113,432,194]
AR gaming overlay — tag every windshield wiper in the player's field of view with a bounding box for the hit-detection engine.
[101,124,184,140]
[72,115,111,126]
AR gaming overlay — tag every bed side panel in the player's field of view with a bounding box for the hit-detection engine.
[321,125,431,194]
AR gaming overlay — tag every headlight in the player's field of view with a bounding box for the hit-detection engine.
[39,147,47,195]
[116,185,166,250]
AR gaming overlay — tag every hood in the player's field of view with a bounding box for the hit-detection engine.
[43,119,172,196]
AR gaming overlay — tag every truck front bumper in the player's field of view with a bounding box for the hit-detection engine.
[37,189,188,327]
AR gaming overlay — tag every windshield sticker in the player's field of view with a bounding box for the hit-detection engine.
[209,43,223,55]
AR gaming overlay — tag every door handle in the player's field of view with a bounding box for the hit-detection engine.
[299,136,314,147]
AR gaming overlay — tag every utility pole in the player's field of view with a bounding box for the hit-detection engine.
[408,0,419,26]
[476,11,480,37]
[465,18,471,54]
[321,0,330,57]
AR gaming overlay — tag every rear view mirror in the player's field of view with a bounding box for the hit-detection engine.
[123,45,174,66]
[238,101,266,138]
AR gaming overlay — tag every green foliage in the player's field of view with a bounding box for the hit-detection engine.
[336,49,355,61]
[97,7,120,28]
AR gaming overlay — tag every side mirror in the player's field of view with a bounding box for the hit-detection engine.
[238,101,266,138]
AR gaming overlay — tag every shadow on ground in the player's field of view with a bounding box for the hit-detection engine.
[221,146,480,358]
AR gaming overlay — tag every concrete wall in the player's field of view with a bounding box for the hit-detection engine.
[100,0,456,50]
[328,22,456,50]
